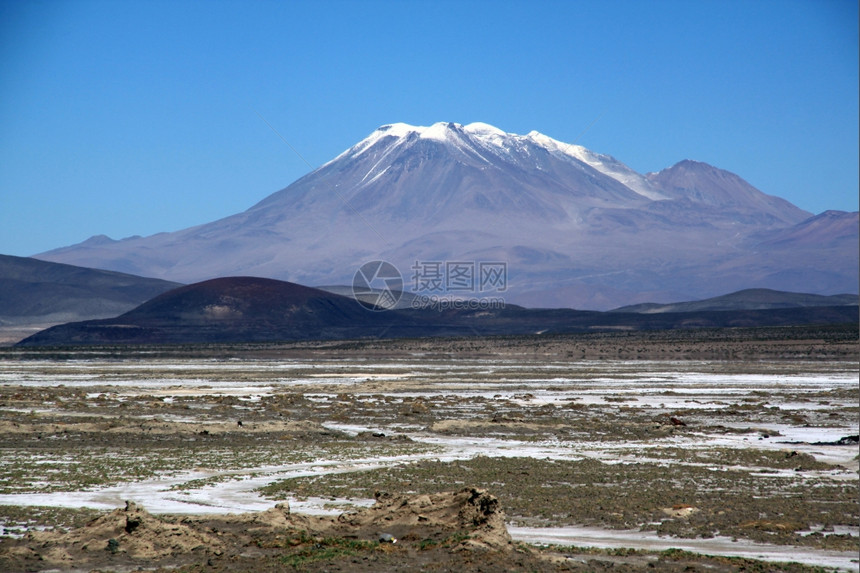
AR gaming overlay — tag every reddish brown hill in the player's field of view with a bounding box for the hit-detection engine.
[123,276,359,322]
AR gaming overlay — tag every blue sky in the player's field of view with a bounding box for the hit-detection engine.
[1,0,858,257]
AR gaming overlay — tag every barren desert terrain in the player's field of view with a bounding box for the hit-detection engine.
[0,326,857,572]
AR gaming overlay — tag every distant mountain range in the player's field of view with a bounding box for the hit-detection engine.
[34,122,859,309]
[17,276,858,347]
[6,256,854,347]
[612,288,858,314]
[0,254,180,342]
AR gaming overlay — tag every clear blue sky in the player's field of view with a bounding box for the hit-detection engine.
[1,0,857,257]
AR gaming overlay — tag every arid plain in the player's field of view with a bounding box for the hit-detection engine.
[0,326,857,572]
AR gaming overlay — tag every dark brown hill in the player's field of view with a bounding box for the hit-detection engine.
[17,277,427,345]
[123,276,361,321]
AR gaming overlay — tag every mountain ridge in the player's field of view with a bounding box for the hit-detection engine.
[17,277,858,347]
[34,121,858,309]
[611,288,858,314]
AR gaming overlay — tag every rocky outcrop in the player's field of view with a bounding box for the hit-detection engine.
[1,489,513,571]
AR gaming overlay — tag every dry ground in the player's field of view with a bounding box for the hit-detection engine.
[0,325,857,572]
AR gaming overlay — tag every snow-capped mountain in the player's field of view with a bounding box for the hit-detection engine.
[36,122,858,309]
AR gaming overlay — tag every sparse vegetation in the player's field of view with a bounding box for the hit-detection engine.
[0,330,857,571]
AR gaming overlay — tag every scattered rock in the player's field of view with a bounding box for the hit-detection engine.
[661,504,699,518]
[105,538,119,554]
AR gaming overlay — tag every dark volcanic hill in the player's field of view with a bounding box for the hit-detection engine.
[34,122,858,309]
[16,277,417,345]
[0,254,180,330]
[17,277,858,347]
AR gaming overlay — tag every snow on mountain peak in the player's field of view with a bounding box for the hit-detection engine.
[419,121,460,142]
[327,122,422,165]
[526,130,666,201]
[526,130,587,158]
[376,123,422,138]
[525,129,552,144]
[334,121,666,201]
[462,122,508,148]
[359,122,465,147]
[463,122,507,136]
[374,121,509,142]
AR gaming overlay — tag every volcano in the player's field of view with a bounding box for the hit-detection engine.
[36,122,858,309]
